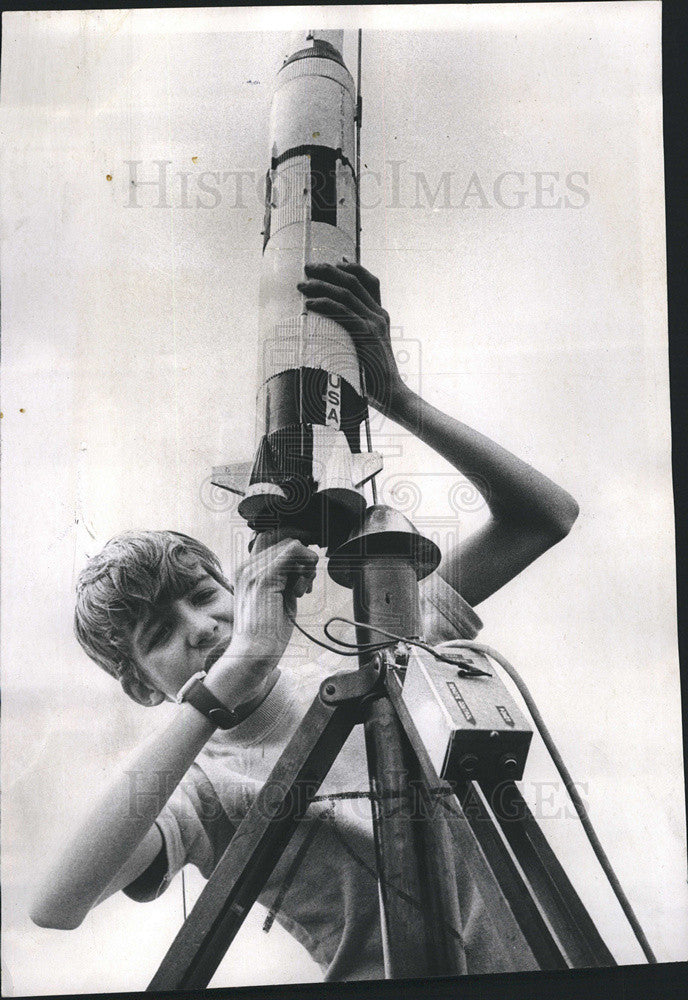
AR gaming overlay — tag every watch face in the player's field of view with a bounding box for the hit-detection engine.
[207,707,236,729]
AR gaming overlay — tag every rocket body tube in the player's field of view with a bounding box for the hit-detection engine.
[237,33,381,548]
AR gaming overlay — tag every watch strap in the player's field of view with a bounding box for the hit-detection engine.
[176,671,250,730]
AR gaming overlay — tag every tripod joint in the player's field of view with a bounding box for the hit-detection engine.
[319,653,387,710]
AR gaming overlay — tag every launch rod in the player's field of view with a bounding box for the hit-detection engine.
[355,28,379,506]
[299,162,312,461]
[355,28,362,265]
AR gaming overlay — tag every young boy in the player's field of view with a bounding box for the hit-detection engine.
[30,263,579,982]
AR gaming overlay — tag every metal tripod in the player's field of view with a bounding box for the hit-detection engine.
[147,505,615,990]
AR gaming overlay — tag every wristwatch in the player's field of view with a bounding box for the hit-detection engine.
[175,671,253,729]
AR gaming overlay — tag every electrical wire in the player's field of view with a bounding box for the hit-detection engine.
[287,610,387,656]
[289,611,658,963]
[288,611,487,676]
[324,615,491,677]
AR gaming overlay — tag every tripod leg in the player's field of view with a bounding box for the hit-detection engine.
[148,691,359,991]
[395,706,469,976]
[483,780,616,968]
[363,693,466,977]
[455,779,570,970]
[353,556,466,976]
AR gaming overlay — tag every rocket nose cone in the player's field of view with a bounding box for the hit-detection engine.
[282,39,347,70]
[307,30,345,57]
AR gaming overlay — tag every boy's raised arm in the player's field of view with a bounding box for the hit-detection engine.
[385,385,579,606]
[299,261,579,607]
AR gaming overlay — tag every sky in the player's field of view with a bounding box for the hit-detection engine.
[1,4,684,995]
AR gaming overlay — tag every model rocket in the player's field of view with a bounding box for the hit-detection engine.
[213,30,381,549]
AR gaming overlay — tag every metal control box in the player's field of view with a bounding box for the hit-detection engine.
[401,647,532,783]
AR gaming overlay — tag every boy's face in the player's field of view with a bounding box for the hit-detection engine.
[130,571,234,702]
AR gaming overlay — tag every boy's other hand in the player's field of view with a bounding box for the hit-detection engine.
[297,261,404,413]
[228,535,318,677]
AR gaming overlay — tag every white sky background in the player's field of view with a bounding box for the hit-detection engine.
[1,3,684,995]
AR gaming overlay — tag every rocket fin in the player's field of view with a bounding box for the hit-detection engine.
[210,461,253,496]
[350,451,384,488]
